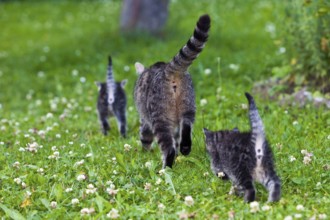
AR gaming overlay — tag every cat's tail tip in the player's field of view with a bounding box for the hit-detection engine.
[198,14,211,27]
[245,92,255,103]
[108,56,112,65]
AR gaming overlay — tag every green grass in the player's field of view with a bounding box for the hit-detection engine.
[0,0,329,219]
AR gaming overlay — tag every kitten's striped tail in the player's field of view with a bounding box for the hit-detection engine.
[245,92,265,141]
[107,56,115,104]
[166,14,211,74]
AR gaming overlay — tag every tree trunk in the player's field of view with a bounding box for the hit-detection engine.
[120,0,169,35]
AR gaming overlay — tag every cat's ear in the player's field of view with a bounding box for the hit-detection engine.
[121,79,128,88]
[95,81,101,91]
[135,62,145,74]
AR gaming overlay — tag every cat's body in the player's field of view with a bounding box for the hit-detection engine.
[204,93,281,202]
[134,15,211,168]
[96,56,127,137]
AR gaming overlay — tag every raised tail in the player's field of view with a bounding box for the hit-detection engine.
[107,56,116,104]
[245,92,265,141]
[166,14,211,74]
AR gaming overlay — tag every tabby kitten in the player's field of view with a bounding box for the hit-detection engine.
[134,14,211,168]
[96,56,127,137]
[204,93,281,202]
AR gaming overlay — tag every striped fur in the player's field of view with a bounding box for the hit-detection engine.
[107,56,116,104]
[134,15,211,169]
[204,93,281,202]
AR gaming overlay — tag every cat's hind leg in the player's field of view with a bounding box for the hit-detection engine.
[153,120,176,168]
[264,175,281,202]
[98,111,110,135]
[114,109,127,138]
[140,121,154,150]
[179,111,195,155]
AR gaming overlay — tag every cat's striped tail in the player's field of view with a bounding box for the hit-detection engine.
[107,56,116,104]
[245,92,265,141]
[166,14,211,74]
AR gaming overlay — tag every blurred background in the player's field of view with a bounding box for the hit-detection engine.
[0,0,329,116]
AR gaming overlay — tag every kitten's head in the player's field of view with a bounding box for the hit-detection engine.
[203,128,218,154]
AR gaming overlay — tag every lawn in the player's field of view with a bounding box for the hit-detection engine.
[0,0,329,219]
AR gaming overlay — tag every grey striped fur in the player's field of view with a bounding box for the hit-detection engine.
[96,56,127,137]
[134,15,211,168]
[204,93,281,202]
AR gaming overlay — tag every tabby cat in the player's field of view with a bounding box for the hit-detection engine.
[96,56,127,137]
[204,93,281,202]
[134,14,211,168]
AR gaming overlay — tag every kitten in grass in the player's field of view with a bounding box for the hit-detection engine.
[95,56,127,137]
[134,14,211,168]
[204,93,281,202]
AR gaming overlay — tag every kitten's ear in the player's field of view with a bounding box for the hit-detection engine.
[121,79,128,88]
[135,62,145,74]
[203,128,212,137]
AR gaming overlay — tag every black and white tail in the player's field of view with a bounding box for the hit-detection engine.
[245,92,265,165]
[107,56,116,104]
[166,14,211,74]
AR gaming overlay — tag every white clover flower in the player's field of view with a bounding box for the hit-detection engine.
[72,69,79,76]
[124,144,132,152]
[327,135,330,140]
[296,204,304,211]
[80,207,95,215]
[37,168,44,174]
[74,159,85,166]
[200,99,207,107]
[156,178,162,185]
[294,213,302,218]
[14,178,22,184]
[184,196,194,206]
[21,182,27,188]
[261,205,270,211]
[145,161,152,169]
[249,201,259,213]
[84,106,92,112]
[80,77,86,83]
[69,141,73,145]
[319,214,327,219]
[265,22,276,34]
[25,190,32,197]
[144,183,152,191]
[65,187,73,193]
[13,161,20,168]
[292,121,299,125]
[71,198,79,205]
[124,66,130,72]
[229,64,240,72]
[289,156,296,162]
[303,156,312,165]
[85,153,93,158]
[80,143,86,147]
[241,103,248,110]
[55,134,61,138]
[158,169,165,176]
[50,201,57,209]
[217,172,225,178]
[77,174,86,181]
[19,147,26,152]
[46,113,53,119]
[106,208,120,219]
[278,47,286,54]
[284,216,293,220]
[113,170,118,175]
[158,203,165,211]
[26,142,39,153]
[86,184,97,194]
[204,68,212,75]
[203,172,209,177]
[106,188,118,196]
[301,149,307,155]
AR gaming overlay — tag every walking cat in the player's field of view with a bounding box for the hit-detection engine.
[134,14,211,168]
[96,56,127,137]
[204,93,281,202]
